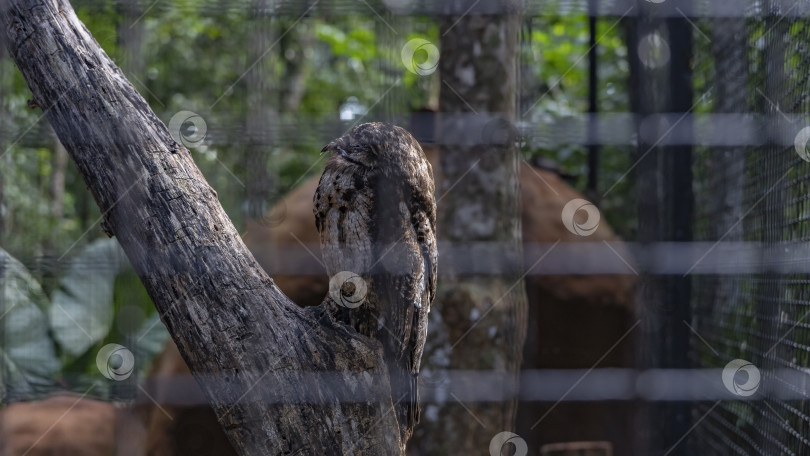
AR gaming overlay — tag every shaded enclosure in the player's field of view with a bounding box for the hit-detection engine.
[2,0,810,455]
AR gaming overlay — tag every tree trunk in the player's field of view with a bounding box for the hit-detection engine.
[244,0,276,223]
[1,0,404,454]
[411,4,528,454]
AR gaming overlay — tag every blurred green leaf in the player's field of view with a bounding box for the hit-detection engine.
[49,238,131,358]
[0,248,60,402]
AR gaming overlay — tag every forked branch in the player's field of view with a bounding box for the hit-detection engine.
[1,0,402,454]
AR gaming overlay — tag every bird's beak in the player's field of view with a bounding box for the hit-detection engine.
[321,141,349,157]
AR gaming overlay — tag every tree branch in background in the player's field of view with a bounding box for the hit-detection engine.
[411,4,529,453]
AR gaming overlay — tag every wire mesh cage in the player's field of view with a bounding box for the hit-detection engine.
[3,0,810,455]
[688,2,810,455]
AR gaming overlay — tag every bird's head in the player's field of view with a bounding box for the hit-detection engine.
[321,122,429,177]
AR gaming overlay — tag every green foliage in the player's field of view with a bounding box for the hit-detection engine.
[49,239,131,357]
[1,4,638,393]
[521,15,634,238]
[0,241,169,403]
[2,5,637,254]
[0,248,61,402]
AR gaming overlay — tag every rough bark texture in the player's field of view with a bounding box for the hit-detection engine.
[409,7,530,454]
[1,1,403,454]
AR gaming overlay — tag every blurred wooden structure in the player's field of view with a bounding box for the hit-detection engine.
[0,394,117,456]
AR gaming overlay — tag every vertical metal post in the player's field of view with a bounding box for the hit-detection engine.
[629,0,694,453]
[663,7,695,455]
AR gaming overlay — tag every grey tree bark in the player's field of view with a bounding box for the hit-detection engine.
[410,4,528,454]
[1,0,405,454]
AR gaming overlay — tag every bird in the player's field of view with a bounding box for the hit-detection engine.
[313,122,437,444]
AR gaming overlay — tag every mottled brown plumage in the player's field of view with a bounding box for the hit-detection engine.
[313,122,437,444]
